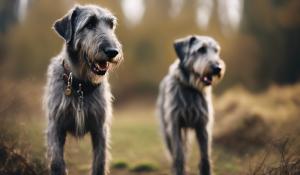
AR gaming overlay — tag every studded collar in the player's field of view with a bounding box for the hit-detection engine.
[62,60,99,97]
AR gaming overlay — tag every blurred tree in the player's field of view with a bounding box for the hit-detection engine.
[0,0,299,97]
[242,0,300,89]
[0,0,18,63]
[0,0,19,33]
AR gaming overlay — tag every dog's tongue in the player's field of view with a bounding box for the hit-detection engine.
[95,62,108,71]
[202,75,212,85]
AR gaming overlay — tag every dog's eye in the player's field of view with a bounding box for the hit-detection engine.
[198,46,207,54]
[213,47,218,53]
[86,17,97,30]
[104,18,114,29]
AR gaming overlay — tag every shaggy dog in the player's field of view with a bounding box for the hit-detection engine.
[43,4,123,175]
[157,35,225,175]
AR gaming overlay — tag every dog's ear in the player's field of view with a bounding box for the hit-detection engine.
[53,6,79,43]
[173,35,197,60]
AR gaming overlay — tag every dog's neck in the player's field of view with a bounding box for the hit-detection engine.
[62,59,100,96]
[66,44,85,75]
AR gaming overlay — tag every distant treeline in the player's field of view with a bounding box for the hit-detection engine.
[0,0,299,95]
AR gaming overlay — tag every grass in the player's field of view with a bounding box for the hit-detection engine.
[61,102,167,175]
[111,161,128,169]
[111,103,165,168]
[0,79,300,175]
[130,163,158,173]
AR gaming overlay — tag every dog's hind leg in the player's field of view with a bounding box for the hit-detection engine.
[47,119,67,175]
[195,123,212,175]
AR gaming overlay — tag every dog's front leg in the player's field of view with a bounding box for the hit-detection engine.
[171,122,185,175]
[91,125,108,175]
[195,123,212,175]
[47,120,67,175]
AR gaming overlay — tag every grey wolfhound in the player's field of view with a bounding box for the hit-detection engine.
[157,35,225,175]
[43,4,123,175]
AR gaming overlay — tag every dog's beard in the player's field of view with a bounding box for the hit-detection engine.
[76,54,107,84]
[190,67,223,89]
[72,39,123,84]
[88,71,106,84]
[77,52,122,85]
[74,42,107,77]
[191,61,225,88]
[191,69,224,88]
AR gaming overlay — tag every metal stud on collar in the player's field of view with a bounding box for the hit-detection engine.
[77,83,84,113]
[65,72,72,96]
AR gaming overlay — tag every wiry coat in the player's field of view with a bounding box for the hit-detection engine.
[44,54,112,136]
[157,35,225,175]
[44,53,112,137]
[157,61,214,175]
[43,4,122,175]
[44,53,113,175]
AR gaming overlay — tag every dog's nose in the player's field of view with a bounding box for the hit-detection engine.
[211,64,222,75]
[104,48,119,59]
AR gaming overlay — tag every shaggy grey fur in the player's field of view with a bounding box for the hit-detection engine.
[157,35,225,175]
[43,4,122,175]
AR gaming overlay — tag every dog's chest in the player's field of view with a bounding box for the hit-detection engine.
[60,90,108,135]
[175,86,209,127]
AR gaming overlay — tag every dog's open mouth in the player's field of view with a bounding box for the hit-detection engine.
[201,72,222,86]
[201,74,213,86]
[91,61,109,75]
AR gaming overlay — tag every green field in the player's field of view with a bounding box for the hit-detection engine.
[1,101,243,175]
[1,81,299,175]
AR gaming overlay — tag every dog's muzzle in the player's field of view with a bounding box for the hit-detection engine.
[91,60,109,75]
[104,47,119,60]
[201,64,224,86]
[85,47,120,76]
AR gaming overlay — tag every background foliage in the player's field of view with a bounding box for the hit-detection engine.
[1,0,300,97]
[0,0,300,175]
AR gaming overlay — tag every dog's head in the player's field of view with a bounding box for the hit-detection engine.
[174,35,225,87]
[53,4,123,84]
